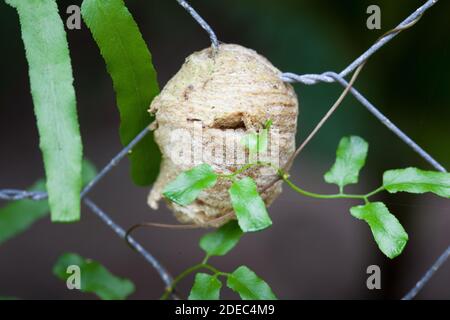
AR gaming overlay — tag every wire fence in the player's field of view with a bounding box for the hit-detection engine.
[0,0,446,300]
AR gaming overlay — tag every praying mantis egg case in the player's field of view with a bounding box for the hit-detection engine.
[148,43,299,227]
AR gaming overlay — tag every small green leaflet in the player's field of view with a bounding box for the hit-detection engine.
[227,266,277,300]
[324,136,368,191]
[200,221,243,257]
[0,160,97,245]
[53,253,135,300]
[264,119,273,129]
[188,273,222,300]
[258,128,269,154]
[241,119,272,155]
[163,164,218,206]
[241,132,259,155]
[229,177,272,232]
[7,0,83,222]
[383,167,450,198]
[81,0,161,186]
[350,202,408,259]
[0,180,47,245]
[81,159,99,186]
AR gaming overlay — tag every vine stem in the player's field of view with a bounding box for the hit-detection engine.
[218,161,273,179]
[217,160,385,207]
[199,162,386,227]
[365,186,385,198]
[284,179,364,200]
[159,159,386,298]
[282,175,384,201]
[218,163,255,179]
[160,263,223,300]
[261,15,426,196]
[258,65,365,197]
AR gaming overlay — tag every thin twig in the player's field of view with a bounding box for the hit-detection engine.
[0,0,446,301]
[281,0,439,84]
[262,6,434,193]
[289,62,365,165]
[125,222,202,250]
[259,63,365,195]
[328,73,446,173]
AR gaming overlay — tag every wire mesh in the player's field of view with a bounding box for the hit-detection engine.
[0,0,446,300]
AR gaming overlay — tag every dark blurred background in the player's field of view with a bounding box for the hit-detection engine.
[0,0,449,299]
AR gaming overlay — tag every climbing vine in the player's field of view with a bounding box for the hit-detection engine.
[161,132,449,299]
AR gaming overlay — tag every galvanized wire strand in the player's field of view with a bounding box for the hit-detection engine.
[281,0,439,85]
[327,72,447,173]
[81,126,151,197]
[84,198,173,288]
[0,126,151,201]
[297,69,449,300]
[287,63,365,167]
[175,0,219,50]
[279,0,448,299]
[402,246,450,300]
[0,0,448,300]
[0,125,176,290]
[0,189,46,201]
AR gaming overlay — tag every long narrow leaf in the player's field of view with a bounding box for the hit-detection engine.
[81,0,161,185]
[6,0,83,222]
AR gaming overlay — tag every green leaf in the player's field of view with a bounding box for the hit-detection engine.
[241,120,272,154]
[188,273,222,300]
[350,202,408,259]
[0,160,97,245]
[241,132,259,154]
[53,253,134,300]
[226,266,276,300]
[80,159,98,185]
[257,128,269,154]
[258,119,273,153]
[229,177,272,232]
[0,180,47,245]
[264,119,273,129]
[81,0,160,186]
[383,167,450,198]
[163,164,218,206]
[324,136,368,191]
[6,0,83,222]
[200,221,243,257]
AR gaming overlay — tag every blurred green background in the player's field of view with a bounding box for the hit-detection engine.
[0,0,449,299]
